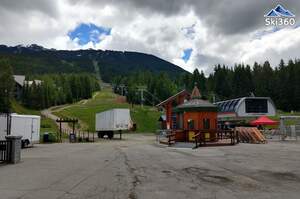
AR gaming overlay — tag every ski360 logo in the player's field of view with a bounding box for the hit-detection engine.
[264,4,296,26]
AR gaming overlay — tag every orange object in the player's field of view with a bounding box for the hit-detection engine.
[236,127,266,144]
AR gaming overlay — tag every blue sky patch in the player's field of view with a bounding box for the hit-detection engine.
[182,48,193,62]
[68,23,111,45]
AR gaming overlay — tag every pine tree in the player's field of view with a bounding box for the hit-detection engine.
[0,59,14,113]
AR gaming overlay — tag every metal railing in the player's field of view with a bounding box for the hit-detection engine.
[194,129,238,148]
[0,140,11,163]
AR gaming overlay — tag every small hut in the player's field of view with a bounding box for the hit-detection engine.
[156,90,190,129]
[158,85,218,142]
[174,86,218,142]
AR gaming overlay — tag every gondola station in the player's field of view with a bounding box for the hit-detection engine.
[157,85,238,147]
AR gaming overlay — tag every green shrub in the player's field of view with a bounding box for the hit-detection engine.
[48,132,58,143]
[41,132,58,143]
[41,124,52,128]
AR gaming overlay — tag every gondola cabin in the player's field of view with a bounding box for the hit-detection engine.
[157,86,218,142]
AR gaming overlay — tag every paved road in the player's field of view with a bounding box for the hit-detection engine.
[1,134,300,199]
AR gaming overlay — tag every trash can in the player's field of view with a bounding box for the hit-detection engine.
[69,133,76,143]
[5,135,22,164]
[132,123,137,131]
[43,133,49,143]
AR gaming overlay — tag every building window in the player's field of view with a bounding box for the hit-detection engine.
[187,119,194,129]
[203,118,210,129]
[245,99,268,113]
[179,113,183,129]
[172,113,177,129]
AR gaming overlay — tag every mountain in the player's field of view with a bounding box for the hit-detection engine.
[0,44,188,82]
[265,9,280,17]
[274,4,294,17]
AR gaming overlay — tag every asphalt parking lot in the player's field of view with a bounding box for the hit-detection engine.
[1,134,300,199]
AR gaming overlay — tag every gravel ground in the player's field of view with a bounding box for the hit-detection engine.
[1,134,300,199]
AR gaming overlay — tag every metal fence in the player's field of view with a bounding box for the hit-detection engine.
[0,140,11,163]
[0,113,11,140]
[285,125,300,135]
[58,129,95,143]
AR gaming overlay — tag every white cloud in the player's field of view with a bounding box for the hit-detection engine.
[0,0,299,74]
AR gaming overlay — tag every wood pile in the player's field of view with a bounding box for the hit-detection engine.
[235,127,267,144]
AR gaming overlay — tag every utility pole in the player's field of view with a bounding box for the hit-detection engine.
[4,89,11,135]
[119,84,125,96]
[137,86,147,108]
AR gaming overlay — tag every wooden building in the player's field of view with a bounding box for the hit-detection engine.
[13,75,25,100]
[13,75,42,100]
[157,85,218,142]
[156,90,190,129]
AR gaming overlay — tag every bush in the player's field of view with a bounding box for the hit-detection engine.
[41,132,58,143]
[48,132,58,143]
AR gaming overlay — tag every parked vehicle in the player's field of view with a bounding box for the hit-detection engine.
[0,114,40,147]
[95,109,132,139]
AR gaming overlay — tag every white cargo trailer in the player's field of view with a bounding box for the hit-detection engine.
[0,114,40,147]
[95,109,132,139]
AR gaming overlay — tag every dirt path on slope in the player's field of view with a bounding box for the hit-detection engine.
[41,105,88,133]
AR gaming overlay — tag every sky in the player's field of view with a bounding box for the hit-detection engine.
[0,0,300,74]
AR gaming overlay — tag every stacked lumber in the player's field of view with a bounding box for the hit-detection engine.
[235,127,267,144]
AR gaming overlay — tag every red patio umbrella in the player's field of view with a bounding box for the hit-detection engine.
[250,116,279,126]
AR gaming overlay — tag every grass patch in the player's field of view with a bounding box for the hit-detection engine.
[268,110,300,126]
[54,88,161,133]
[11,100,40,115]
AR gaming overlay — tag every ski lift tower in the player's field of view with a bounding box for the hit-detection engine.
[137,86,147,108]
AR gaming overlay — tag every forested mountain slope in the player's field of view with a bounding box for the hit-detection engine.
[0,44,188,82]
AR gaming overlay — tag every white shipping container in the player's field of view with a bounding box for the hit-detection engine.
[0,114,40,146]
[95,109,132,131]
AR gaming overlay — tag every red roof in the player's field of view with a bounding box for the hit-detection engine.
[250,116,279,126]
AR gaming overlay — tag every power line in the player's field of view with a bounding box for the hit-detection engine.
[137,86,147,108]
[144,90,161,105]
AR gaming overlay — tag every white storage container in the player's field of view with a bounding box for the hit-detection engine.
[0,114,40,146]
[95,109,132,131]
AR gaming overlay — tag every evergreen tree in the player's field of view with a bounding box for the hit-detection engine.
[0,59,14,113]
